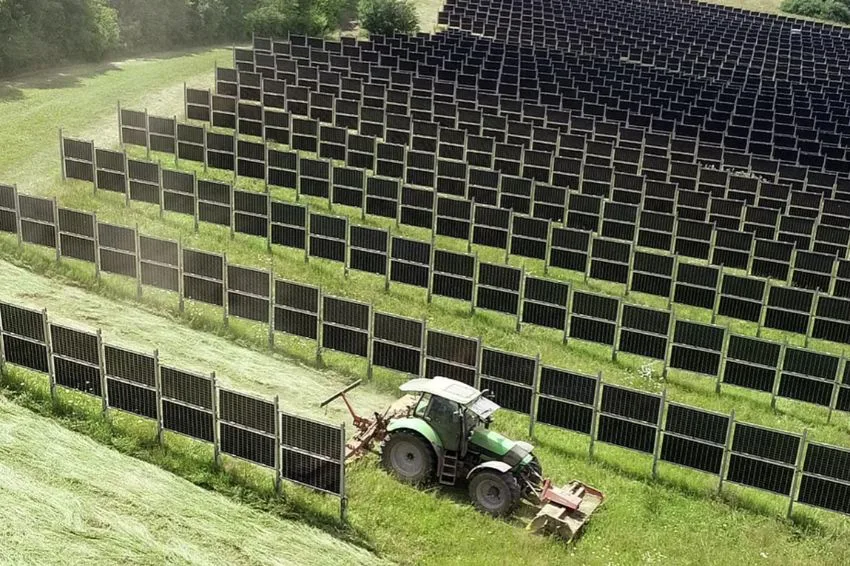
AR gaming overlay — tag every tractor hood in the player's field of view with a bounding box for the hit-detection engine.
[470,428,534,468]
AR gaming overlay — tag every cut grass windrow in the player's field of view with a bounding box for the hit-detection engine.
[0,391,383,566]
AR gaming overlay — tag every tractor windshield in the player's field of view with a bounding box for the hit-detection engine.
[463,406,480,437]
[466,395,499,421]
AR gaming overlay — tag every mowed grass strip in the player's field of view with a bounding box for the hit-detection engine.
[4,338,850,566]
[0,394,383,566]
[0,258,393,424]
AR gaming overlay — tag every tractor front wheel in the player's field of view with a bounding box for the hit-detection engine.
[381,431,435,485]
[469,470,521,517]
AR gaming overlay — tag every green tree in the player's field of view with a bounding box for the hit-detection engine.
[109,0,192,50]
[359,0,418,36]
[245,0,345,38]
[0,0,119,75]
[781,0,850,22]
[0,0,358,77]
[92,1,121,56]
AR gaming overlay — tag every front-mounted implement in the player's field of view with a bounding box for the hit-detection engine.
[529,479,605,539]
[322,376,604,542]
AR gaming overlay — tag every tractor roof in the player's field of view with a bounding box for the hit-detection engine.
[400,376,482,405]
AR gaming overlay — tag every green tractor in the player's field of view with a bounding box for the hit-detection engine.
[323,376,603,539]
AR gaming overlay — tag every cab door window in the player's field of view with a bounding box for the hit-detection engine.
[414,393,431,417]
[425,395,461,451]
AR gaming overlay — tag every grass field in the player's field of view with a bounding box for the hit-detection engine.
[4,259,850,565]
[0,395,382,565]
[3,47,849,452]
[703,0,783,14]
[415,0,447,31]
[2,5,850,565]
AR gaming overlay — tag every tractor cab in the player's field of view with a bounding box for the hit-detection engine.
[395,377,535,481]
[382,377,541,515]
[406,377,499,455]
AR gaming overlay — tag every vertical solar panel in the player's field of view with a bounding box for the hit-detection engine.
[218,389,276,468]
[280,411,344,495]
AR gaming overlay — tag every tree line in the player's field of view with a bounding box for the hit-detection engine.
[0,0,419,77]
[781,0,850,24]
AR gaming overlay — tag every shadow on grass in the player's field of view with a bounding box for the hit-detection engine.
[0,84,26,101]
[115,43,236,63]
[0,365,382,556]
[0,43,233,100]
[0,63,123,99]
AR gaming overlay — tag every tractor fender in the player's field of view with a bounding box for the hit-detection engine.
[466,460,513,480]
[386,418,444,456]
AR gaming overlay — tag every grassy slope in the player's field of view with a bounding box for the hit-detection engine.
[0,47,231,188]
[3,50,848,446]
[0,396,381,566]
[0,14,849,566]
[4,251,850,566]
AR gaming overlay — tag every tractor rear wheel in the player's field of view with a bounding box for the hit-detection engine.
[381,431,435,485]
[468,470,521,517]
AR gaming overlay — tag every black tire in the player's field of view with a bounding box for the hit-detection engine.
[381,431,435,485]
[468,469,521,517]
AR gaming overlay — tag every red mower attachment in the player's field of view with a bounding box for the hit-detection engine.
[527,480,605,541]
